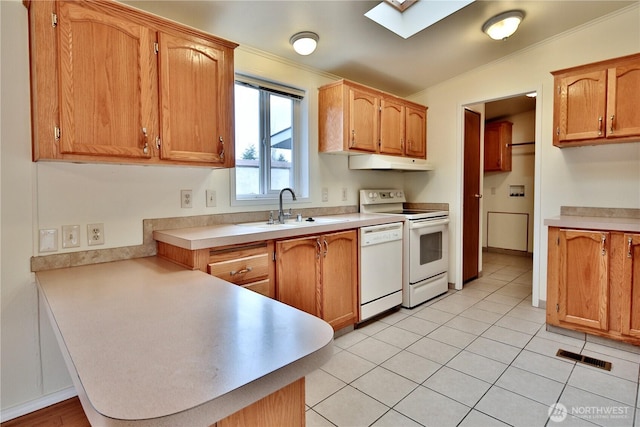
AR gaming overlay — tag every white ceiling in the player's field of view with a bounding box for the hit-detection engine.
[126,0,633,98]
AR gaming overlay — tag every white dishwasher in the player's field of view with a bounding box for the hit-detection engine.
[359,222,403,321]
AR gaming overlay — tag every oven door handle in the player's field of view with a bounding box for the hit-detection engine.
[409,218,450,229]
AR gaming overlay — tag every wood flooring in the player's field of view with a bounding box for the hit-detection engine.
[1,398,89,427]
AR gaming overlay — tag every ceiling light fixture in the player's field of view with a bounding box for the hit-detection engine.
[482,10,524,41]
[290,31,319,56]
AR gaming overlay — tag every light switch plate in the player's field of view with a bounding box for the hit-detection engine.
[206,190,216,207]
[39,228,58,252]
[62,225,80,248]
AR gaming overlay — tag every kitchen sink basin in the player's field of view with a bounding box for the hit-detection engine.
[236,217,349,229]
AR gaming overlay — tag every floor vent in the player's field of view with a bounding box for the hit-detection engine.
[556,349,612,371]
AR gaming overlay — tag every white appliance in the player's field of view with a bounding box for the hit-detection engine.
[349,154,433,171]
[359,222,404,321]
[360,189,449,308]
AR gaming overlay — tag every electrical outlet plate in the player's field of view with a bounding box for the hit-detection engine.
[181,189,193,208]
[62,225,80,248]
[39,228,58,252]
[322,187,329,202]
[87,223,105,246]
[341,187,348,201]
[206,190,216,207]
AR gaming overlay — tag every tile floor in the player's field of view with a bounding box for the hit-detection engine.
[305,253,640,427]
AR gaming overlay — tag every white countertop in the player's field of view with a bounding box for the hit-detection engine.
[36,257,334,426]
[544,215,640,232]
[153,213,404,250]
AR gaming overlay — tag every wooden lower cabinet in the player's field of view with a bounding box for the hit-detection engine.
[622,233,640,338]
[158,229,359,330]
[547,227,640,345]
[208,242,275,298]
[157,241,275,298]
[276,230,358,331]
[215,378,304,427]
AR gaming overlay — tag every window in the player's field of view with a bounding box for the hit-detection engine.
[233,75,306,202]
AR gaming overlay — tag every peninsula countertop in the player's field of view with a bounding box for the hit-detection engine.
[153,213,404,250]
[36,257,334,426]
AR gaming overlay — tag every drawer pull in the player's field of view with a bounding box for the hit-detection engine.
[230,266,252,276]
[628,237,633,258]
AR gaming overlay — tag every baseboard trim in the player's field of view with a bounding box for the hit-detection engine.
[0,386,77,423]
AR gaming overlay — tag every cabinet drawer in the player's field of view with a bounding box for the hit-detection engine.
[208,253,269,285]
[241,279,274,298]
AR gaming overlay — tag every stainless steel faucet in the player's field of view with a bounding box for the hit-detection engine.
[278,187,297,224]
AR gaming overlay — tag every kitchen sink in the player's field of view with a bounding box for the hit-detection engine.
[236,217,349,229]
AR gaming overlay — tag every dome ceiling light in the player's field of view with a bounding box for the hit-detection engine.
[290,31,319,55]
[482,10,525,40]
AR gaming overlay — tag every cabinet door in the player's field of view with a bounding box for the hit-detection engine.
[621,233,640,338]
[405,105,427,158]
[606,59,640,139]
[57,1,157,159]
[276,236,321,316]
[558,229,609,331]
[348,87,378,153]
[158,32,231,165]
[484,121,512,172]
[379,98,404,156]
[556,70,607,143]
[320,230,358,330]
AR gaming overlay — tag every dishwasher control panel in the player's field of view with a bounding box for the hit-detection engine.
[361,223,403,246]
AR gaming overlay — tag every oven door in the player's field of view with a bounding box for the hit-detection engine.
[408,217,449,284]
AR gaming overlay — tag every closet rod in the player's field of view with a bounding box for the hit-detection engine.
[508,141,535,147]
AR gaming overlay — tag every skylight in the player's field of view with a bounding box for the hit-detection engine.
[366,0,475,39]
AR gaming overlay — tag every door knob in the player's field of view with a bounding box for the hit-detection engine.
[474,194,483,198]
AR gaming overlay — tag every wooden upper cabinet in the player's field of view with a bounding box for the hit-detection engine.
[158,32,233,166]
[484,121,512,172]
[319,79,427,159]
[607,60,640,139]
[26,0,237,167]
[379,97,404,155]
[348,87,379,153]
[57,1,157,159]
[405,104,426,158]
[552,53,640,147]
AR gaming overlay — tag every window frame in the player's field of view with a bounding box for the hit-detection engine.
[230,74,309,206]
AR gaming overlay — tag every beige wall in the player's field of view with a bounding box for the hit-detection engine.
[2,0,639,417]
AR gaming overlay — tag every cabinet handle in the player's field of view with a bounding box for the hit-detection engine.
[230,266,252,276]
[323,239,328,258]
[142,127,149,154]
[601,234,606,256]
[316,238,322,259]
[350,130,356,147]
[598,117,603,136]
[219,136,225,160]
[628,237,633,258]
[610,115,615,134]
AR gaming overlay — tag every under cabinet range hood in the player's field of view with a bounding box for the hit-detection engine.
[348,154,433,171]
